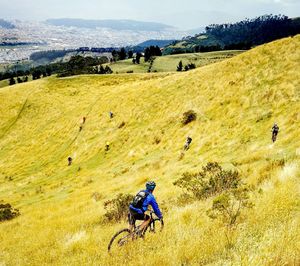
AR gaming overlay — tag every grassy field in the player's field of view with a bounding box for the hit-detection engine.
[0,35,299,265]
[0,51,242,89]
[108,50,243,73]
[0,79,9,88]
[0,76,33,89]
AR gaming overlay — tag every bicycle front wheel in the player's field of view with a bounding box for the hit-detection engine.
[148,218,164,233]
[108,228,131,252]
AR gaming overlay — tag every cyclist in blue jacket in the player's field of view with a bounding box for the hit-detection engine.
[128,181,163,232]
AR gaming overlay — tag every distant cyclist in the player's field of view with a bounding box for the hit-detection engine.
[128,181,163,233]
[184,136,192,151]
[79,116,86,132]
[105,141,110,151]
[271,123,279,143]
[68,156,73,166]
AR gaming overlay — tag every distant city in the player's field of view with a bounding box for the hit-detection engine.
[0,19,188,63]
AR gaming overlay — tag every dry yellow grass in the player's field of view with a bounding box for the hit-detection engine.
[0,35,300,265]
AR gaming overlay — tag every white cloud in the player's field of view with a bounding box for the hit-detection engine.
[0,0,299,29]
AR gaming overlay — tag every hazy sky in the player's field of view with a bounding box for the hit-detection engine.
[0,0,299,29]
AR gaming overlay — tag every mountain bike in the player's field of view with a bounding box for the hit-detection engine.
[108,211,164,252]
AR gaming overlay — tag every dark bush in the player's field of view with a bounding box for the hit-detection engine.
[103,193,133,222]
[181,110,197,125]
[173,162,241,199]
[177,60,183,71]
[118,121,126,128]
[104,66,113,74]
[187,63,196,70]
[153,136,161,144]
[9,77,16,85]
[0,203,20,222]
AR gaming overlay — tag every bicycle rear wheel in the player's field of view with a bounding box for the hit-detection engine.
[108,228,131,252]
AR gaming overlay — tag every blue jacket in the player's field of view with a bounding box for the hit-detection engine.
[129,189,163,219]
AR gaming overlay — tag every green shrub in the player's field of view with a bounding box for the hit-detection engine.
[103,193,133,223]
[181,110,197,125]
[206,186,253,248]
[0,203,20,222]
[173,162,241,199]
[206,187,253,227]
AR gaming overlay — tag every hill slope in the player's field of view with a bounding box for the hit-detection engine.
[107,50,243,73]
[164,16,300,55]
[0,36,299,265]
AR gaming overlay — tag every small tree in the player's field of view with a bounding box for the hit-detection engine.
[206,187,253,247]
[104,193,133,222]
[9,77,16,85]
[118,47,127,60]
[184,63,196,71]
[46,67,52,76]
[32,70,42,80]
[99,65,105,74]
[177,61,183,71]
[188,63,196,70]
[104,66,113,74]
[144,47,151,62]
[174,162,241,199]
[128,51,133,59]
[136,53,142,64]
[112,50,118,61]
[207,187,253,227]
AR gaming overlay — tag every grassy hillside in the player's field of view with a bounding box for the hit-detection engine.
[0,35,300,265]
[163,34,221,54]
[0,51,242,89]
[0,76,33,89]
[163,15,300,55]
[108,50,243,73]
[0,79,9,88]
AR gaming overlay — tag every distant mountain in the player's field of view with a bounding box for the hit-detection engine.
[46,19,175,31]
[0,19,15,29]
[136,39,177,48]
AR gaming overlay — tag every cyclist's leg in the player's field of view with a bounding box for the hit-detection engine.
[128,211,136,232]
[129,209,150,232]
[272,131,278,142]
[183,143,188,151]
[139,214,151,232]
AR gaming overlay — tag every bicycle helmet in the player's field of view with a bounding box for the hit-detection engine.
[146,181,156,191]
